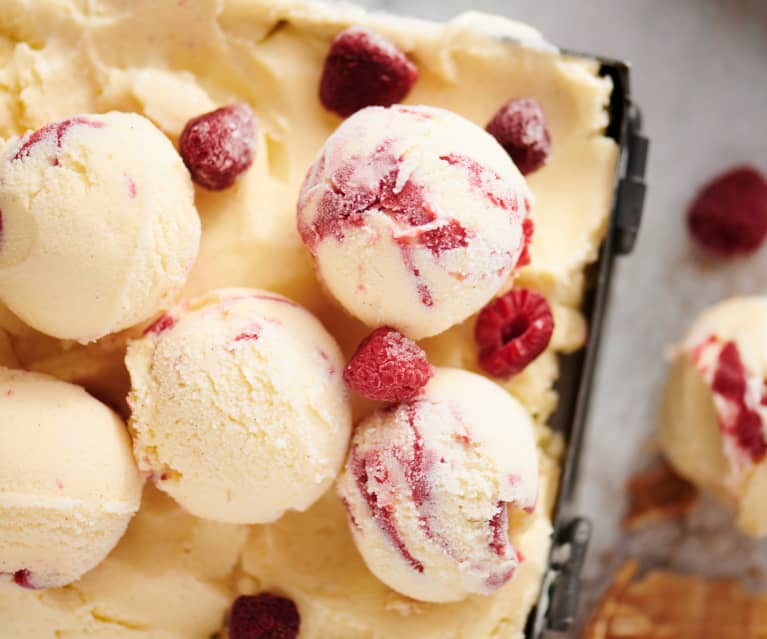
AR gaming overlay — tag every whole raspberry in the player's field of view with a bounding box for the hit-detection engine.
[486,98,551,175]
[687,166,767,257]
[319,27,419,118]
[179,103,257,191]
[475,289,554,378]
[343,327,434,402]
[228,593,300,639]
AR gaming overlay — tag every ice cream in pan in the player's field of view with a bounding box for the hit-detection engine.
[0,368,142,590]
[0,1,619,637]
[660,296,767,537]
[126,288,351,524]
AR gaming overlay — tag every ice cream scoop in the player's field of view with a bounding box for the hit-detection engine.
[659,296,767,536]
[0,112,200,343]
[336,367,539,602]
[0,368,142,589]
[126,288,352,525]
[297,105,532,340]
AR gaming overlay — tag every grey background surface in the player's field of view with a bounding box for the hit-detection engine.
[349,0,767,631]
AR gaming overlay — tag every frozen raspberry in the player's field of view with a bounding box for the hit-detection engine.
[228,593,300,639]
[486,98,551,175]
[179,103,257,191]
[343,327,434,402]
[687,166,767,257]
[475,289,554,378]
[319,27,419,117]
[13,569,35,589]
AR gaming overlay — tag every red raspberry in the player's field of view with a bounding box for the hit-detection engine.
[319,27,419,117]
[475,289,554,378]
[486,98,551,175]
[343,327,434,402]
[228,593,300,639]
[179,103,257,191]
[687,166,767,257]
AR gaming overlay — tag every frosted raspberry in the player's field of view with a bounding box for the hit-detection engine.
[179,103,257,190]
[486,98,551,175]
[228,593,300,639]
[319,27,419,117]
[13,569,35,589]
[475,289,554,378]
[687,166,767,257]
[343,327,434,401]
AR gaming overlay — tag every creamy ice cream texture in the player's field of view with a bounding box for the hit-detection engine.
[0,111,200,343]
[126,288,351,524]
[298,104,532,340]
[0,368,142,590]
[337,367,539,603]
[0,485,248,639]
[660,296,767,537]
[0,0,618,636]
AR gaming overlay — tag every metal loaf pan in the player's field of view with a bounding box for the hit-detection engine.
[526,56,648,638]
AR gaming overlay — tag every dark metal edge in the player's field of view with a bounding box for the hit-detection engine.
[526,56,649,638]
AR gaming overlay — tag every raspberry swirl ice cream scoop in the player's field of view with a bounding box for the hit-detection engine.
[0,112,200,343]
[337,367,539,602]
[660,296,767,537]
[297,105,533,340]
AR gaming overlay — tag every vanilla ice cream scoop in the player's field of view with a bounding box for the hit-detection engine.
[0,112,201,343]
[126,288,352,525]
[660,296,767,536]
[336,367,539,602]
[0,368,142,589]
[297,105,532,340]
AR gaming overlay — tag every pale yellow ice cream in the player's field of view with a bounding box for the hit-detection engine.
[337,367,539,603]
[0,485,248,639]
[239,444,559,639]
[0,0,618,636]
[0,112,200,343]
[298,104,532,340]
[660,296,767,537]
[126,288,352,525]
[0,368,142,589]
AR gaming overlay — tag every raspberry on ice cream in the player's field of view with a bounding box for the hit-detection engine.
[343,326,434,401]
[475,288,554,378]
[0,368,142,589]
[486,98,551,176]
[179,103,257,191]
[297,104,533,340]
[687,166,767,257]
[227,593,300,639]
[659,296,767,537]
[319,27,419,117]
[336,367,539,602]
[126,288,352,524]
[0,111,200,343]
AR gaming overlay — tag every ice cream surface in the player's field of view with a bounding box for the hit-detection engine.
[660,296,767,536]
[337,367,539,602]
[0,485,248,639]
[298,104,532,339]
[0,0,619,636]
[126,288,351,524]
[0,368,142,590]
[0,112,200,343]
